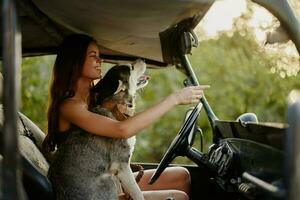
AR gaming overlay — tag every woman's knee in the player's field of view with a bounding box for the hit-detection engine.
[143,190,189,200]
[172,190,189,200]
[177,167,190,181]
[173,167,191,191]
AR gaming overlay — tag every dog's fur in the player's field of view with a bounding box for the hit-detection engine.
[48,59,148,200]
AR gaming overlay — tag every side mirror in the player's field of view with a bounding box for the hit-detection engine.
[180,30,199,55]
[236,112,258,124]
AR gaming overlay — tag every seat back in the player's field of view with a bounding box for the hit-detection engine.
[0,70,54,200]
[18,112,55,200]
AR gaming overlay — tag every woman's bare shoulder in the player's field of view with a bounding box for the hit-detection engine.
[60,98,88,114]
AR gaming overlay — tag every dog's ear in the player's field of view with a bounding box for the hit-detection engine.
[114,80,126,94]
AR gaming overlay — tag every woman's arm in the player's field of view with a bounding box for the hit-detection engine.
[60,85,209,139]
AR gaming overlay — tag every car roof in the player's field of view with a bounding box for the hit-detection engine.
[0,0,299,67]
[0,0,214,67]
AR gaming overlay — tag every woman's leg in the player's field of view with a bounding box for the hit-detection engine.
[142,190,188,200]
[119,189,189,200]
[134,166,191,199]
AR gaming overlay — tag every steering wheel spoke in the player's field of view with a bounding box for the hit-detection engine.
[149,102,203,184]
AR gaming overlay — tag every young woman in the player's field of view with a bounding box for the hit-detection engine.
[43,34,209,200]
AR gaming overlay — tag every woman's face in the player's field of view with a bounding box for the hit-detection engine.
[82,42,102,80]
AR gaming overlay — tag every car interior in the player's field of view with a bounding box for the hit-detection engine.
[1,0,300,200]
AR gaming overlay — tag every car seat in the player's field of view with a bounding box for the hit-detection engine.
[0,73,54,200]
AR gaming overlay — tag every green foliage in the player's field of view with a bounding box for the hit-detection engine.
[21,56,55,132]
[0,56,54,132]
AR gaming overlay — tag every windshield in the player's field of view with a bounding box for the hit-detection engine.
[196,0,299,77]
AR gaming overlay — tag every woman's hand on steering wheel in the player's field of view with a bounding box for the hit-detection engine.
[171,85,210,105]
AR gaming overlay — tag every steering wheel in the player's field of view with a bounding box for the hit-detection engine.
[149,102,202,184]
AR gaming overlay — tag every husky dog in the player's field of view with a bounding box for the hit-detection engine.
[48,59,149,200]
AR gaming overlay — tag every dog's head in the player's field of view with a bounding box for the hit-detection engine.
[90,59,149,109]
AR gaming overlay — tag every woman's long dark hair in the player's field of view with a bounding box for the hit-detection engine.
[43,34,96,152]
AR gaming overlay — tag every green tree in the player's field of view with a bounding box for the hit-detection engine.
[21,56,55,132]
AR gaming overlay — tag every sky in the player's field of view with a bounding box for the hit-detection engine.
[198,0,299,39]
[199,0,247,36]
[197,0,273,40]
